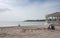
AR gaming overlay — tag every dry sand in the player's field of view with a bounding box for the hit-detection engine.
[0,25,60,38]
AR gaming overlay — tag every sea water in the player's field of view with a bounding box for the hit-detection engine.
[0,21,45,27]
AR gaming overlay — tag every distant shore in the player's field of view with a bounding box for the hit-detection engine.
[24,19,46,22]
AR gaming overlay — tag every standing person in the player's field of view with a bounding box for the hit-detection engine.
[18,24,20,27]
[51,24,55,30]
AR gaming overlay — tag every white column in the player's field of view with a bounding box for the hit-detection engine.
[52,16,54,24]
[58,16,59,23]
[56,16,59,23]
[46,16,48,23]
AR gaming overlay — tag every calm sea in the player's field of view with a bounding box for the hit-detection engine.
[0,21,45,27]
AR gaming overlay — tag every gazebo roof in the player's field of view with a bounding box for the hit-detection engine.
[46,12,60,17]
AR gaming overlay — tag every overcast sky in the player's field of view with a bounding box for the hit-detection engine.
[0,0,60,21]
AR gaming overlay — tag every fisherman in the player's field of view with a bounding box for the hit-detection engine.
[18,24,20,27]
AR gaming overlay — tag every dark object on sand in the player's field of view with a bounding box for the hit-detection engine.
[48,24,55,30]
[18,24,20,27]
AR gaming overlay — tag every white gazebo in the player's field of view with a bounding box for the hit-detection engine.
[46,12,60,26]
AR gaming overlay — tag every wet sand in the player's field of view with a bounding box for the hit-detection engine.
[0,25,60,38]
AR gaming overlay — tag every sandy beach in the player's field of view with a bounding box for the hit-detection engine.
[0,25,60,38]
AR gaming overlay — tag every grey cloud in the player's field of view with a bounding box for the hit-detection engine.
[6,0,30,7]
[8,0,60,7]
[0,8,10,12]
